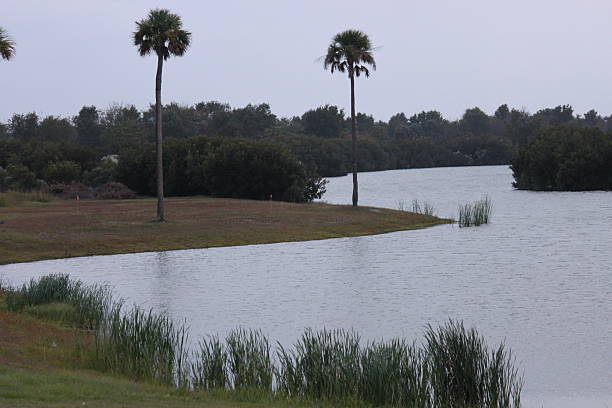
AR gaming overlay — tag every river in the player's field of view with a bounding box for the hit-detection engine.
[1,165,610,407]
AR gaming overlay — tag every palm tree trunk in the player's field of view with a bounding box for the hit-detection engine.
[350,72,358,207]
[155,55,165,222]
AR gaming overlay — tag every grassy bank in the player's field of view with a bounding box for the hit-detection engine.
[1,275,523,408]
[0,195,450,265]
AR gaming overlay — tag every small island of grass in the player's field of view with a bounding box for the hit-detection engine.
[0,195,450,265]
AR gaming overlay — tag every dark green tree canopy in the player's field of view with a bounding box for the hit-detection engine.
[324,29,376,78]
[0,27,16,60]
[301,105,345,138]
[133,9,191,60]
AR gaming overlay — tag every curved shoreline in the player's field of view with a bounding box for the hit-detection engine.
[0,196,451,265]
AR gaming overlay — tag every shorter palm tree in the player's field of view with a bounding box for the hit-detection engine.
[324,29,376,207]
[0,27,16,60]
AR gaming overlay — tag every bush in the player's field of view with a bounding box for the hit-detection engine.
[511,127,612,191]
[6,164,39,191]
[43,160,81,184]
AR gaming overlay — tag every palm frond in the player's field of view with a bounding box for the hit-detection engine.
[133,9,191,60]
[0,27,16,61]
[323,29,376,78]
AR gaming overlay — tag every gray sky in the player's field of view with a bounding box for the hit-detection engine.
[2,0,611,123]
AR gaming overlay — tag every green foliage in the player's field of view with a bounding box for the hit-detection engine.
[75,106,102,146]
[511,127,612,191]
[301,105,345,138]
[458,195,493,227]
[6,163,39,191]
[4,274,110,328]
[0,26,16,60]
[116,136,326,202]
[425,320,522,408]
[43,160,81,184]
[4,274,523,407]
[134,9,191,60]
[324,29,376,78]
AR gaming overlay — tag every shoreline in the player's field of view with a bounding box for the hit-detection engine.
[0,196,452,265]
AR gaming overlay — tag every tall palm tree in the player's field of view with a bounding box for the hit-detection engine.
[134,9,191,221]
[324,29,376,207]
[0,27,16,60]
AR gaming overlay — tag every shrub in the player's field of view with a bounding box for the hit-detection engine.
[43,160,81,184]
[511,127,612,191]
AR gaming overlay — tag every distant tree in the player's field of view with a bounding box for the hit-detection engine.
[9,113,39,140]
[43,160,81,184]
[6,164,38,191]
[535,105,574,126]
[301,105,345,138]
[459,107,490,136]
[0,27,16,61]
[388,113,411,138]
[324,29,376,207]
[38,116,75,143]
[494,104,510,121]
[356,112,375,132]
[75,106,102,146]
[134,8,191,221]
[408,110,447,139]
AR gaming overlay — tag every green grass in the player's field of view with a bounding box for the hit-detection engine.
[2,275,523,408]
[0,190,55,207]
[458,195,493,227]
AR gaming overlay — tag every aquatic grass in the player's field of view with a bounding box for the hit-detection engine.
[226,328,273,392]
[4,273,113,329]
[424,320,522,408]
[458,194,493,227]
[276,328,362,402]
[360,339,429,407]
[3,274,523,407]
[94,305,190,387]
[192,334,228,390]
[397,199,436,216]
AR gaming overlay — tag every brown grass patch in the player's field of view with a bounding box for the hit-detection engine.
[0,197,450,264]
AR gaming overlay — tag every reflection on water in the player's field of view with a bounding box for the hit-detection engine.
[1,165,611,408]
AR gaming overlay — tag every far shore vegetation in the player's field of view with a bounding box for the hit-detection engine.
[0,194,450,265]
[0,274,523,408]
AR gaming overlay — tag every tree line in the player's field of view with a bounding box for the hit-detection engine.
[1,101,610,185]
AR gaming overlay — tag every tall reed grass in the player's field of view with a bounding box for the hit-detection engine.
[3,274,523,407]
[458,195,493,227]
[397,199,436,216]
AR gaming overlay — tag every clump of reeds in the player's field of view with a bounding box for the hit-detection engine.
[3,274,523,408]
[360,339,429,407]
[458,194,493,227]
[412,199,436,216]
[397,199,436,216]
[5,273,111,328]
[94,304,190,387]
[192,335,228,390]
[276,328,362,401]
[425,320,522,408]
[191,328,273,393]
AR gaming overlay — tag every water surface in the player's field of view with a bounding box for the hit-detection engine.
[2,166,610,408]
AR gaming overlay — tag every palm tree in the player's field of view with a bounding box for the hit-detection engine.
[324,29,376,207]
[134,9,191,221]
[0,27,16,60]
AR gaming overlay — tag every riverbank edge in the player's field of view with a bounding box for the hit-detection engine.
[0,197,453,265]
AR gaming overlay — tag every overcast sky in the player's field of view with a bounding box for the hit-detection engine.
[2,0,611,123]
